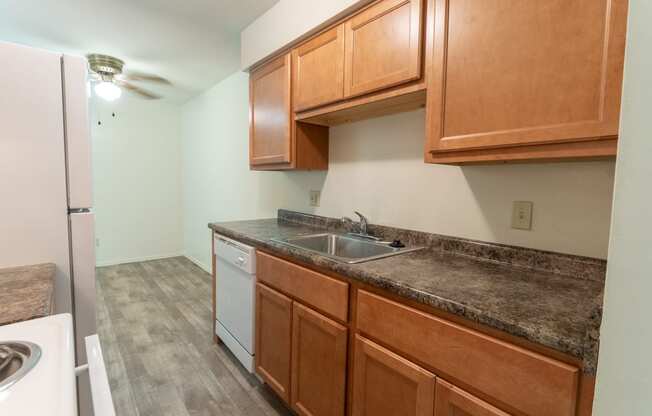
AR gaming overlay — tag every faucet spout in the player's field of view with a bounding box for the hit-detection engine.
[354,211,369,235]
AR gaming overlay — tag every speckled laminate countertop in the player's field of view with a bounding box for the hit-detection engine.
[209,211,606,374]
[0,263,56,326]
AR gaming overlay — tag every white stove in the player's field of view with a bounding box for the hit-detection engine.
[0,314,114,416]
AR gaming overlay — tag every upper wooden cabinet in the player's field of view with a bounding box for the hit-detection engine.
[250,54,329,170]
[344,0,424,98]
[292,25,346,112]
[426,0,628,164]
[434,379,510,416]
[250,54,292,167]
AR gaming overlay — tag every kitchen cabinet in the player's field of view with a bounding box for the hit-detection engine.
[351,335,435,416]
[249,54,329,170]
[292,25,345,112]
[356,289,579,416]
[255,252,350,414]
[255,283,292,402]
[250,54,292,167]
[435,379,510,416]
[344,0,424,98]
[291,302,347,416]
[425,0,628,164]
[250,252,589,416]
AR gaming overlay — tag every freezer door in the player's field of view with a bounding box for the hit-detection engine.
[0,41,73,315]
[63,54,93,209]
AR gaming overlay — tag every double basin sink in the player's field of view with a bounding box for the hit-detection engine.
[272,233,423,264]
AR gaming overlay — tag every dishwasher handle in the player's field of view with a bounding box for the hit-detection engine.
[215,234,256,274]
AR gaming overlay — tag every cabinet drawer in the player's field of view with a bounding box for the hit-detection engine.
[356,290,579,416]
[257,252,349,322]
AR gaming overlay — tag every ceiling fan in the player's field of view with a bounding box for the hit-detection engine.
[86,54,171,101]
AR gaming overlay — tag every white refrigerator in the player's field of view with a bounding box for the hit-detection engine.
[0,41,97,415]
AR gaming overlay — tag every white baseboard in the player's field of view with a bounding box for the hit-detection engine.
[95,252,183,267]
[184,254,211,274]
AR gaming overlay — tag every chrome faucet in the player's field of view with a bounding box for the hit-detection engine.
[341,211,380,241]
[354,211,369,235]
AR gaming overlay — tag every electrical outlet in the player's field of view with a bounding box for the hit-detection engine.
[95,238,100,247]
[511,201,533,230]
[309,190,321,207]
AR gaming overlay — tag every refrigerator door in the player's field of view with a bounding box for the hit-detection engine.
[70,211,97,416]
[63,54,93,210]
[0,41,73,315]
[70,212,97,358]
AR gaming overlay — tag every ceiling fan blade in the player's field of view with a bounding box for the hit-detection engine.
[119,71,171,85]
[114,80,162,100]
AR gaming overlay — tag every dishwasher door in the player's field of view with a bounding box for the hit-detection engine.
[214,235,256,367]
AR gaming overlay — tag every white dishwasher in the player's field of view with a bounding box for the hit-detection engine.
[214,234,256,372]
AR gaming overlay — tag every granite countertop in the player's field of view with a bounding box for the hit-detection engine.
[0,263,56,326]
[209,212,606,374]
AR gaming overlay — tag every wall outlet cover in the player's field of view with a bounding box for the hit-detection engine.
[512,201,533,230]
[309,190,321,207]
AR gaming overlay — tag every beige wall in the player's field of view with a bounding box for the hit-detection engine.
[593,1,652,413]
[92,96,183,266]
[181,72,614,262]
[312,109,614,259]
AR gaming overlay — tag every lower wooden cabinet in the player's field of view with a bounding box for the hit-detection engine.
[435,379,510,416]
[291,302,347,416]
[255,283,292,402]
[252,254,589,416]
[256,282,347,415]
[352,335,435,416]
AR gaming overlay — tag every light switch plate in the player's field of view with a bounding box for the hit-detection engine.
[309,190,321,207]
[511,201,533,230]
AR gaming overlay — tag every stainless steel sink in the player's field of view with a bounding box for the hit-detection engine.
[272,233,423,264]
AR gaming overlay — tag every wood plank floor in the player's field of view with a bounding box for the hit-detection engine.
[96,256,292,416]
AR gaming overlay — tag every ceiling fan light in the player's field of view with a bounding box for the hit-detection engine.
[94,81,122,101]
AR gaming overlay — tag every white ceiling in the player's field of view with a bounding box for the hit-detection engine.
[0,0,278,102]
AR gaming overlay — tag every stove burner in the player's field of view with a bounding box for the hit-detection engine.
[0,341,41,391]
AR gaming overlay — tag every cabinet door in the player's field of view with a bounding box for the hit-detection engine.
[250,54,292,167]
[435,379,510,416]
[352,335,435,416]
[292,25,345,112]
[426,0,628,153]
[291,303,347,416]
[255,283,293,403]
[344,0,424,98]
